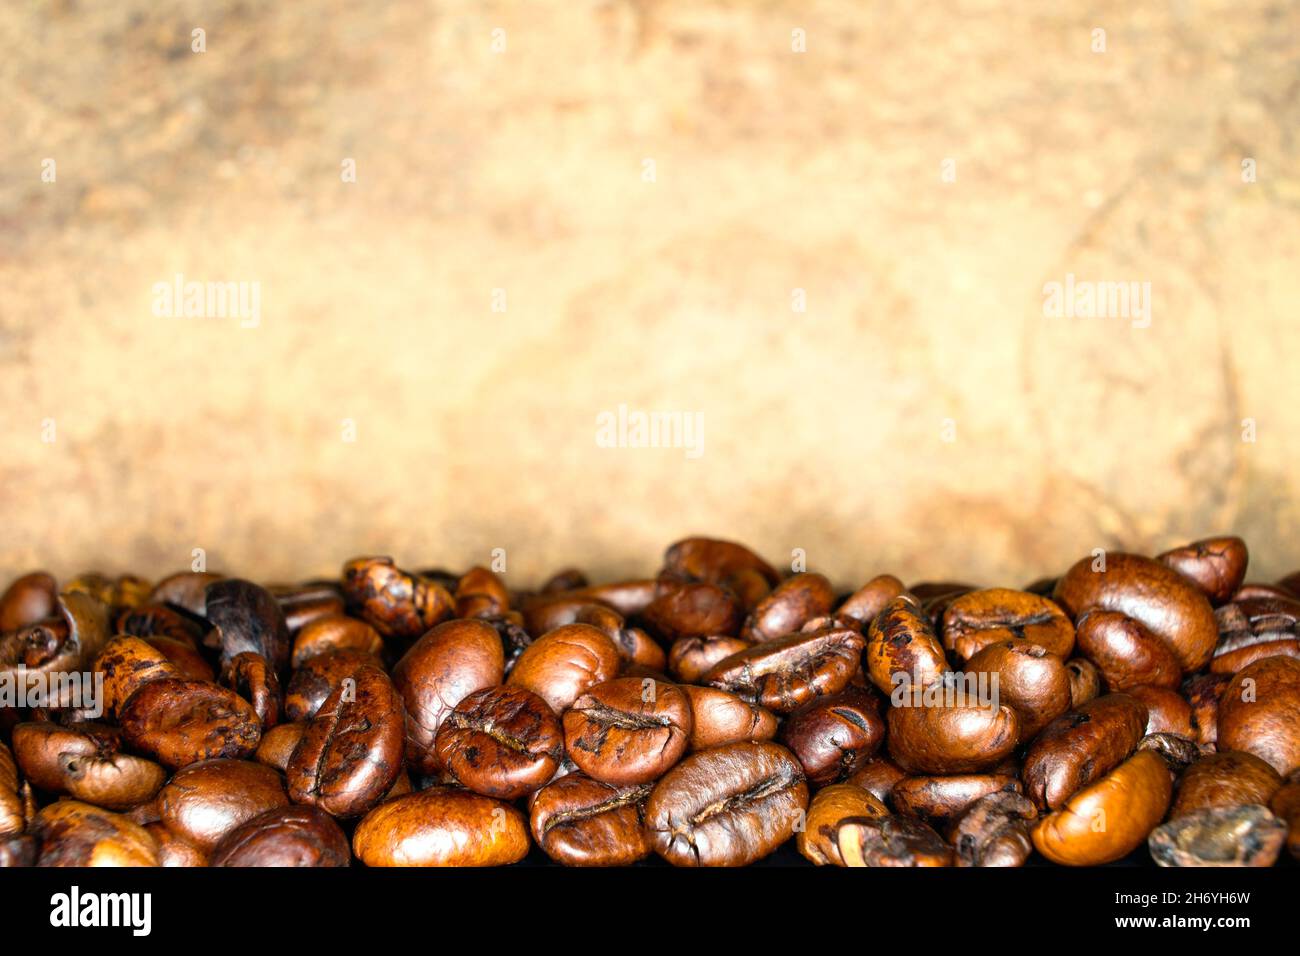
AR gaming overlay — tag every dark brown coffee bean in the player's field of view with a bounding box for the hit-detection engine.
[210,805,350,867]
[284,647,381,722]
[0,590,110,685]
[352,787,529,866]
[1074,609,1182,692]
[1137,732,1203,774]
[865,596,948,695]
[563,677,692,785]
[455,566,511,619]
[205,578,292,676]
[1211,596,1300,674]
[272,584,345,634]
[1149,804,1284,867]
[836,574,905,628]
[286,664,404,817]
[506,623,620,715]
[1172,750,1282,818]
[661,537,780,611]
[93,635,180,718]
[11,722,165,810]
[392,618,505,774]
[435,686,563,799]
[643,579,742,642]
[1184,672,1229,747]
[844,756,907,805]
[1270,774,1300,860]
[1126,684,1193,737]
[835,815,953,867]
[1054,552,1217,673]
[143,634,215,682]
[644,741,808,866]
[256,721,306,772]
[120,678,262,769]
[950,791,1036,867]
[1217,655,1300,777]
[32,800,158,867]
[145,822,208,867]
[941,588,1075,661]
[1033,749,1172,865]
[159,758,288,852]
[0,571,58,631]
[342,556,455,639]
[1065,657,1102,708]
[886,689,1019,774]
[540,568,588,594]
[1157,536,1248,606]
[1022,693,1148,810]
[891,773,1021,822]
[780,688,884,785]
[291,614,383,668]
[964,641,1071,742]
[742,573,835,642]
[681,685,778,750]
[668,635,753,683]
[529,772,652,866]
[148,571,224,617]
[221,651,281,728]
[706,625,866,714]
[798,783,888,866]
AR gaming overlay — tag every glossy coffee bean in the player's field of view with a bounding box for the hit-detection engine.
[506,623,622,715]
[540,568,588,594]
[352,787,529,867]
[1,590,109,683]
[886,691,1019,774]
[342,557,455,639]
[964,641,1071,742]
[1211,596,1300,674]
[1157,536,1248,606]
[1054,552,1217,673]
[1184,672,1230,747]
[1270,774,1300,860]
[780,688,884,785]
[1022,694,1147,811]
[836,574,905,628]
[210,805,350,867]
[668,635,753,683]
[454,566,511,619]
[392,618,505,774]
[1065,657,1102,708]
[287,664,405,817]
[1217,655,1300,776]
[256,722,306,772]
[563,678,691,785]
[645,741,808,866]
[147,571,223,616]
[291,614,384,668]
[742,573,835,642]
[120,678,262,769]
[643,579,743,642]
[273,584,346,635]
[11,722,165,810]
[205,578,292,676]
[0,742,23,838]
[941,588,1075,661]
[1032,749,1172,865]
[284,648,382,722]
[950,791,1036,867]
[660,537,780,610]
[1126,684,1193,737]
[143,635,215,682]
[529,772,652,866]
[835,815,953,867]
[845,756,907,804]
[93,635,180,718]
[435,685,563,799]
[1149,804,1284,867]
[1075,610,1182,691]
[221,651,281,728]
[0,571,58,631]
[32,800,158,867]
[891,773,1021,822]
[798,783,888,866]
[117,602,207,647]
[144,821,208,867]
[705,625,866,714]
[865,596,947,695]
[681,685,778,750]
[1171,751,1282,818]
[1137,732,1203,775]
[158,758,288,852]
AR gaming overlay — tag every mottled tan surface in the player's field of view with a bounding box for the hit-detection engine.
[2,1,1299,590]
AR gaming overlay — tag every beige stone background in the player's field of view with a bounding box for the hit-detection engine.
[2,0,1299,591]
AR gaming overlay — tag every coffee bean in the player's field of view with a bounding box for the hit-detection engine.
[835,815,954,867]
[563,677,691,785]
[284,647,382,722]
[1172,751,1282,818]
[891,773,1021,823]
[1065,657,1102,708]
[120,678,262,769]
[1217,655,1300,776]
[352,787,529,866]
[705,625,866,713]
[529,772,652,866]
[1149,805,1285,867]
[836,574,905,628]
[950,791,1036,867]
[506,623,620,715]
[12,721,165,810]
[291,614,384,668]
[0,571,57,631]
[964,640,1071,741]
[205,578,292,676]
[1157,536,1249,606]
[780,687,884,785]
[668,635,752,683]
[158,758,288,852]
[887,691,1019,775]
[865,596,948,694]
[342,557,455,639]
[798,783,888,866]
[436,685,563,799]
[1126,684,1193,737]
[1211,596,1300,674]
[844,756,906,805]
[680,684,778,750]
[941,588,1075,661]
[742,573,835,642]
[1022,693,1148,810]
[32,800,158,867]
[210,805,350,867]
[1075,610,1182,691]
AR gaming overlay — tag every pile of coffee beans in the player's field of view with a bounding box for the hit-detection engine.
[2,536,1298,867]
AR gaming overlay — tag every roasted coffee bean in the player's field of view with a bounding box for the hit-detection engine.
[1022,694,1148,810]
[1157,536,1249,606]
[158,759,287,852]
[11,722,165,810]
[342,557,455,639]
[661,537,780,611]
[1054,552,1217,673]
[1184,672,1230,747]
[455,566,511,619]
[145,822,208,867]
[507,623,621,715]
[527,601,664,671]
[117,602,207,647]
[1032,749,1173,865]
[563,677,692,785]
[865,596,948,695]
[911,581,977,626]
[643,579,743,642]
[32,800,159,867]
[1137,732,1203,774]
[1149,804,1284,867]
[541,568,588,594]
[352,787,529,866]
[1,741,26,836]
[144,635,215,682]
[780,688,884,785]
[1126,684,1193,737]
[891,773,1021,822]
[148,571,224,616]
[668,635,753,683]
[941,588,1075,661]
[66,573,150,611]
[205,578,292,676]
[706,625,866,713]
[0,571,58,631]
[742,573,835,642]
[1075,610,1182,691]
[435,686,563,799]
[291,614,384,668]
[529,772,652,866]
[256,722,306,772]
[1217,655,1300,777]
[837,574,905,628]
[210,805,350,867]
[886,685,1019,774]
[950,791,1036,867]
[392,618,505,774]
[272,584,346,634]
[221,651,281,728]
[845,756,907,804]
[1171,751,1282,818]
[644,741,808,866]
[0,590,109,687]
[120,678,262,769]
[798,783,888,866]
[93,635,180,718]
[1211,596,1300,674]
[0,834,37,867]
[835,815,953,867]
[284,648,382,722]
[964,641,1071,741]
[681,685,779,750]
[1065,657,1102,707]
[286,664,404,817]
[1270,773,1300,860]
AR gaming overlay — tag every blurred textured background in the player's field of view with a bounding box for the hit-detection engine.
[2,0,1299,590]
